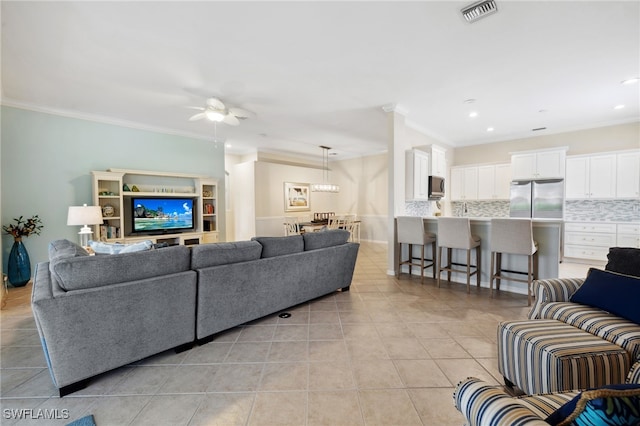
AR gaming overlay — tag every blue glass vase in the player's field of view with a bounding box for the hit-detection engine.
[8,238,31,287]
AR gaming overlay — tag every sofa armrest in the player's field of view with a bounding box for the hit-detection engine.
[528,277,585,319]
[454,378,550,426]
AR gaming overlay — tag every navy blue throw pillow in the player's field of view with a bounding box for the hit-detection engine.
[569,268,640,324]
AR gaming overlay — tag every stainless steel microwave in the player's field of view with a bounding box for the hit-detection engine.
[428,176,445,199]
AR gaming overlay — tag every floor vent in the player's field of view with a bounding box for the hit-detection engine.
[461,0,498,23]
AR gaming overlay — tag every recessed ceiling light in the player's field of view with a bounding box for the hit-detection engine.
[469,111,478,118]
[487,127,494,132]
[621,78,640,85]
[614,104,625,110]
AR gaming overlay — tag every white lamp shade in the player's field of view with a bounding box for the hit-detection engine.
[67,205,103,226]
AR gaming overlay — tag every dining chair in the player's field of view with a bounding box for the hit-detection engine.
[327,216,342,230]
[283,216,301,236]
[341,214,357,242]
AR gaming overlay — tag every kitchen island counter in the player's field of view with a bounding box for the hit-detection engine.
[395,217,563,295]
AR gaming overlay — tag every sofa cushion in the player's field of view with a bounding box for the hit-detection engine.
[570,268,640,324]
[303,229,350,251]
[191,241,262,269]
[251,235,303,258]
[48,239,90,286]
[48,239,89,261]
[545,384,640,426]
[606,247,640,278]
[89,240,153,255]
[50,245,191,291]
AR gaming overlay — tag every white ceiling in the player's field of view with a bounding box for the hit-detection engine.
[2,1,639,159]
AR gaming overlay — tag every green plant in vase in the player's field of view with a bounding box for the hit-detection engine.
[2,215,43,287]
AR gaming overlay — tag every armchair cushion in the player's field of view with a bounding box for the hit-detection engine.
[569,268,640,324]
[606,247,640,278]
[528,277,585,320]
[545,384,640,426]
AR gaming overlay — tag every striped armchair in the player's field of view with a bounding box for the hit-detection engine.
[454,361,640,426]
[527,277,640,361]
[527,277,585,320]
[497,277,640,396]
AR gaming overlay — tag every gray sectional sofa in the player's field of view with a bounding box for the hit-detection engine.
[32,230,358,396]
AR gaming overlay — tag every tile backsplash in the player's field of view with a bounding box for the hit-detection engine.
[405,201,433,217]
[405,199,639,222]
[450,201,510,218]
[565,199,640,222]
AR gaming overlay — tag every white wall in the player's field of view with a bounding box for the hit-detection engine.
[453,122,639,166]
[231,161,256,241]
[224,150,389,242]
[1,106,225,273]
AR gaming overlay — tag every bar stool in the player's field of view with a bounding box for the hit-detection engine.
[396,216,437,283]
[436,217,481,293]
[490,218,538,306]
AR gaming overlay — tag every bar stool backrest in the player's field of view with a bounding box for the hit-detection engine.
[397,216,425,245]
[490,218,536,255]
[437,217,475,249]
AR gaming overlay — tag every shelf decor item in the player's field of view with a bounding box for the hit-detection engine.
[2,215,43,287]
[102,204,115,217]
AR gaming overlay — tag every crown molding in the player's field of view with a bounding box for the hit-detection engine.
[0,99,213,143]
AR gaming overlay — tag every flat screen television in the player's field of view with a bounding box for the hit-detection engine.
[131,197,195,234]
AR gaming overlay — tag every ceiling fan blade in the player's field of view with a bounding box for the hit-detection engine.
[185,106,205,111]
[228,107,254,118]
[206,97,225,110]
[222,114,240,126]
[189,112,206,121]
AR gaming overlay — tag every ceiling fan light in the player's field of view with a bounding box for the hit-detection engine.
[205,110,225,122]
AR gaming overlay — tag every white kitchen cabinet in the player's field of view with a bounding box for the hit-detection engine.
[406,149,430,200]
[564,222,617,262]
[511,149,566,180]
[477,163,511,200]
[431,145,447,178]
[450,166,478,201]
[617,223,640,248]
[616,151,640,198]
[565,154,616,199]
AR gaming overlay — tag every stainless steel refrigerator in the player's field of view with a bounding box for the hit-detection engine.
[510,179,564,218]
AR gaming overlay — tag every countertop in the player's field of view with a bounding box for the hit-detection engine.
[421,217,563,225]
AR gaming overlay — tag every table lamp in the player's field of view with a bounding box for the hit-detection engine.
[67,204,103,248]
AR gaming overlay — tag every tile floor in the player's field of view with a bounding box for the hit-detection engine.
[0,242,591,425]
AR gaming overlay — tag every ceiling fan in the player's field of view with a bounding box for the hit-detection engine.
[187,97,253,126]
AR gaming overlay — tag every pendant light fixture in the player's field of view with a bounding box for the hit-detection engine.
[311,146,340,193]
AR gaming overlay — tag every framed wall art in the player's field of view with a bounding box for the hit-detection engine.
[284,182,310,212]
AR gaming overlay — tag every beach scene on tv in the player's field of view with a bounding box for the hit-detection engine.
[133,198,193,231]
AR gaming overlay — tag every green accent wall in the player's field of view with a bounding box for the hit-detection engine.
[1,106,225,278]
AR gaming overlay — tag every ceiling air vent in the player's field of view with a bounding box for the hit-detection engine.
[461,0,498,23]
